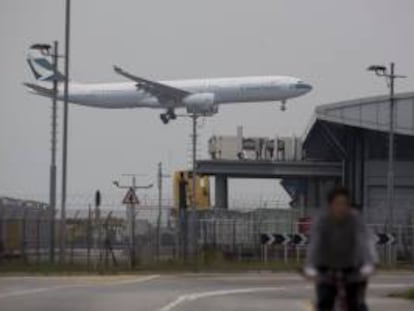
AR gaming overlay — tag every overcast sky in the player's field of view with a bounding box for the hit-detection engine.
[1,0,413,208]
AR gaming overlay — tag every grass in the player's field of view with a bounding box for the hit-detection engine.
[389,288,414,300]
[0,260,301,275]
[0,252,302,275]
[0,250,412,276]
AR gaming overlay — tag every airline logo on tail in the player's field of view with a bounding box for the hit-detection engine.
[26,50,65,82]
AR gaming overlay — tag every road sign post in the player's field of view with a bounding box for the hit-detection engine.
[122,186,140,268]
[114,175,153,268]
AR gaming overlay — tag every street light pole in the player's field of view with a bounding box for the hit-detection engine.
[60,0,71,263]
[190,113,198,259]
[367,62,406,232]
[49,40,59,263]
[387,62,395,231]
[29,41,61,264]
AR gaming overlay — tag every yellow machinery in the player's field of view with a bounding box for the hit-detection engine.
[173,171,211,209]
[3,220,20,252]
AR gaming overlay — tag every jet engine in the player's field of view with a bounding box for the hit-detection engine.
[184,93,218,115]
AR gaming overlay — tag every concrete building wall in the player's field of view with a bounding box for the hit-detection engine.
[364,161,414,225]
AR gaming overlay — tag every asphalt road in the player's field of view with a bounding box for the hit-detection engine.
[0,272,413,311]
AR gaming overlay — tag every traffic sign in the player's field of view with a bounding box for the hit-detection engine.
[374,233,396,246]
[122,188,140,205]
[289,233,309,246]
[260,233,309,246]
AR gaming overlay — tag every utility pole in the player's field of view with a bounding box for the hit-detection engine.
[49,41,58,264]
[60,0,71,263]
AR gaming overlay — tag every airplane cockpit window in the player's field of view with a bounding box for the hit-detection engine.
[295,81,312,89]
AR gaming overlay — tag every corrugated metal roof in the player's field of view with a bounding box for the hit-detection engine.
[313,92,414,136]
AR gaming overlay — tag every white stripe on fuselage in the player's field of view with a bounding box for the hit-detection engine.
[53,76,310,109]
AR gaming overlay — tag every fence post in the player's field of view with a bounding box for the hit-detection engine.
[232,219,236,255]
[411,223,414,265]
[36,210,41,264]
[283,243,288,264]
[263,245,268,264]
[70,210,80,265]
[94,205,101,269]
[0,207,3,261]
[104,211,113,268]
[87,205,92,268]
[21,209,27,263]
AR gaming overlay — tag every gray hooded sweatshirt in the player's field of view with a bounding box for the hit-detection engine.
[306,209,378,269]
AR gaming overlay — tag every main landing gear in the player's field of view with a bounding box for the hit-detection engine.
[280,100,287,111]
[160,109,177,124]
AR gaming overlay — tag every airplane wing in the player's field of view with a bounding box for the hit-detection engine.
[113,65,190,104]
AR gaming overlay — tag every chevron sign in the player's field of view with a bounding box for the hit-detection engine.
[375,233,396,246]
[260,233,309,246]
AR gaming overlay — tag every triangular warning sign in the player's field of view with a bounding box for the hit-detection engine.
[122,188,140,205]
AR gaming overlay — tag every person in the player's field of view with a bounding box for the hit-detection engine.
[304,186,377,311]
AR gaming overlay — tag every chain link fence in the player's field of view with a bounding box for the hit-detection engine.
[1,198,413,267]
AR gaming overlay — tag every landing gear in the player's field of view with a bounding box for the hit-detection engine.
[160,113,169,124]
[280,100,287,111]
[159,109,177,124]
[167,108,177,120]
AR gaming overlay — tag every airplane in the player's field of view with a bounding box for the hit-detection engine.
[24,53,312,124]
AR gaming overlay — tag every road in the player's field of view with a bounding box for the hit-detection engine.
[0,272,413,310]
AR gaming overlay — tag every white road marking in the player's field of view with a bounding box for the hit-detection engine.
[0,285,79,299]
[158,286,299,311]
[0,274,159,299]
[157,283,414,311]
[98,274,160,286]
[369,283,414,289]
[298,300,314,311]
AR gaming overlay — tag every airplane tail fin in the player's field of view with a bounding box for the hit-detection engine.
[23,82,55,97]
[26,50,65,82]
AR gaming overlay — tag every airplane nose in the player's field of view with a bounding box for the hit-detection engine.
[294,81,313,93]
[304,83,313,91]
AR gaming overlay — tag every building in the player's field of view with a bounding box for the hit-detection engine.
[197,92,414,226]
[0,197,49,255]
[303,92,414,224]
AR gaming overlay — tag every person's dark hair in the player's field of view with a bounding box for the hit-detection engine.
[327,186,350,204]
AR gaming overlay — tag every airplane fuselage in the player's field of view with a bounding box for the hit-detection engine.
[53,76,312,109]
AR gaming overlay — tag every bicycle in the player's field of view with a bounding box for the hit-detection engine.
[301,267,369,311]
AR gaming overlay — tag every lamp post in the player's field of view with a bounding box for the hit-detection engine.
[367,63,406,231]
[174,112,206,260]
[190,113,199,259]
[59,0,71,264]
[29,42,61,263]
